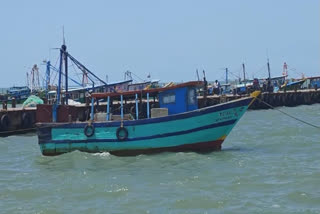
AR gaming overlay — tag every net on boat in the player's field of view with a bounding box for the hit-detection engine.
[22,95,44,108]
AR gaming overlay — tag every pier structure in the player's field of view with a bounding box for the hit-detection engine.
[198,89,320,109]
[0,89,320,136]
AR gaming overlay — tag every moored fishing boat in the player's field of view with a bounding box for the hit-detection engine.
[36,42,260,156]
[36,81,260,156]
[280,79,306,91]
[0,86,31,104]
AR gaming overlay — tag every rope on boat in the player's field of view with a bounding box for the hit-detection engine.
[256,97,320,130]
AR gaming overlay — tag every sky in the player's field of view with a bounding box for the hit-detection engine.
[0,0,319,87]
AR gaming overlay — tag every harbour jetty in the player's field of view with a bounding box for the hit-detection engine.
[199,89,320,110]
[0,106,36,137]
[1,89,320,136]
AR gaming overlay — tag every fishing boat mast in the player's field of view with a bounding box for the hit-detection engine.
[225,68,228,84]
[242,63,246,83]
[267,59,271,92]
[267,59,271,80]
[45,60,51,99]
[242,63,247,93]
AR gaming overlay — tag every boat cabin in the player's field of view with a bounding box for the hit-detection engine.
[91,81,203,121]
[158,84,198,115]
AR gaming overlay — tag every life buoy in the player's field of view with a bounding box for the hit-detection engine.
[1,114,10,131]
[116,127,128,141]
[84,124,95,137]
[21,112,32,128]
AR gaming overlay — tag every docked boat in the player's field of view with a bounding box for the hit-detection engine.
[36,81,260,156]
[301,76,320,90]
[127,79,160,91]
[5,86,31,103]
[47,80,133,104]
[280,79,306,91]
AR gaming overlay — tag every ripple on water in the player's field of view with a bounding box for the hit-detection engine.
[0,104,320,213]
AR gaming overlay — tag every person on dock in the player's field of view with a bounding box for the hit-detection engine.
[253,78,260,91]
[213,80,221,95]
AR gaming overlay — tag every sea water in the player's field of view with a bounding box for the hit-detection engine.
[0,104,319,213]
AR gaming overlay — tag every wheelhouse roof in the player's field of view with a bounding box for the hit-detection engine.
[129,79,160,86]
[305,76,320,80]
[91,81,203,98]
[48,79,133,94]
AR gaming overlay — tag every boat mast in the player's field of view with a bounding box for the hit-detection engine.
[267,59,271,92]
[57,46,63,105]
[63,44,68,105]
[225,68,229,94]
[26,72,29,89]
[61,27,68,105]
[225,68,228,84]
[283,62,288,80]
[45,61,51,99]
[267,59,271,80]
[242,63,247,93]
[242,63,246,82]
[196,69,200,81]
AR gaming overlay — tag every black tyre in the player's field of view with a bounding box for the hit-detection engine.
[84,124,95,137]
[1,114,10,131]
[21,112,32,128]
[116,127,128,141]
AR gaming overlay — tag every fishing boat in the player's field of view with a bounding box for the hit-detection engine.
[36,42,260,156]
[280,79,306,91]
[36,81,260,156]
[4,86,31,103]
[301,76,320,90]
[127,79,160,91]
[47,80,133,104]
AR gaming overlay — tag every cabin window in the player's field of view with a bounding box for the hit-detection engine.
[188,88,196,105]
[162,93,176,104]
[73,93,79,100]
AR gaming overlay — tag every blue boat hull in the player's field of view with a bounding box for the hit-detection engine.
[37,97,253,156]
